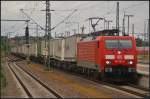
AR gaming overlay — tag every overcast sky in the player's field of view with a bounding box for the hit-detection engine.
[1,1,149,38]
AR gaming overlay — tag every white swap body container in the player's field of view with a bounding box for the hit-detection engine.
[41,41,48,56]
[29,43,37,57]
[18,46,21,54]
[13,47,17,53]
[64,34,82,62]
[53,38,65,61]
[49,39,54,57]
[21,45,24,55]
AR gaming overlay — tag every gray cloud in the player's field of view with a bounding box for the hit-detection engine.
[1,1,149,38]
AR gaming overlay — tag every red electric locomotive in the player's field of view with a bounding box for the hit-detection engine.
[77,36,137,82]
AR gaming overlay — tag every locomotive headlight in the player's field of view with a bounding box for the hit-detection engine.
[124,55,134,59]
[106,61,111,65]
[128,61,133,65]
[105,55,115,59]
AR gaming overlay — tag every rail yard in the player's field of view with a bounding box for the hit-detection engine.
[1,1,149,98]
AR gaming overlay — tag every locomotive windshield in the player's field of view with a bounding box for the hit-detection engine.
[105,40,132,49]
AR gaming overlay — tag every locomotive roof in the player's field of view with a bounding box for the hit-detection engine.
[99,36,134,38]
[85,29,119,36]
[80,35,134,42]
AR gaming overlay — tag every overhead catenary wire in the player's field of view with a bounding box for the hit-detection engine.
[1,2,40,38]
[1,2,28,34]
[121,1,148,12]
[103,2,116,17]
[1,20,28,34]
[40,1,46,6]
[2,1,148,37]
[46,1,98,33]
[50,9,78,31]
[20,8,77,33]
[30,1,39,15]
[2,23,26,37]
[81,1,148,33]
[20,9,45,31]
[103,1,148,17]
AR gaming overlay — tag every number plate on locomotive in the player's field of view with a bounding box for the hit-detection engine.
[117,55,122,59]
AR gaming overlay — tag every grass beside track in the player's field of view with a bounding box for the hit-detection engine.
[0,59,7,88]
[27,63,111,98]
[1,37,10,88]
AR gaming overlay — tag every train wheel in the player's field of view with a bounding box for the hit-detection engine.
[100,72,105,81]
[93,71,99,79]
[87,69,90,78]
[129,73,138,84]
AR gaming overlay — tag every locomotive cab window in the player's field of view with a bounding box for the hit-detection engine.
[105,39,132,49]
[119,40,132,48]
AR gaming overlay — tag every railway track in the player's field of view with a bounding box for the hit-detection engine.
[8,62,32,98]
[51,63,149,98]
[81,74,149,98]
[94,80,149,98]
[9,56,149,98]
[127,83,149,92]
[80,73,149,98]
[7,57,63,98]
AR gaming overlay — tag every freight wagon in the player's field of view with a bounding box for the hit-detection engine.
[64,34,82,62]
[52,38,64,61]
[11,33,138,82]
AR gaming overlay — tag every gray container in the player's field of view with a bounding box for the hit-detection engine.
[22,45,27,56]
[18,46,21,54]
[53,38,65,61]
[29,43,37,56]
[41,41,48,56]
[64,34,82,62]
[11,47,16,53]
[49,39,54,57]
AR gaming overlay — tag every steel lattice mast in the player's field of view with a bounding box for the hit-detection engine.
[45,0,51,69]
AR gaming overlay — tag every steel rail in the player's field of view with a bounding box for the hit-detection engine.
[96,80,149,98]
[10,56,149,98]
[8,62,33,98]
[127,83,149,92]
[12,59,63,99]
[48,61,149,98]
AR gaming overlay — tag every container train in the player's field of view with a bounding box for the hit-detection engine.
[11,30,138,82]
